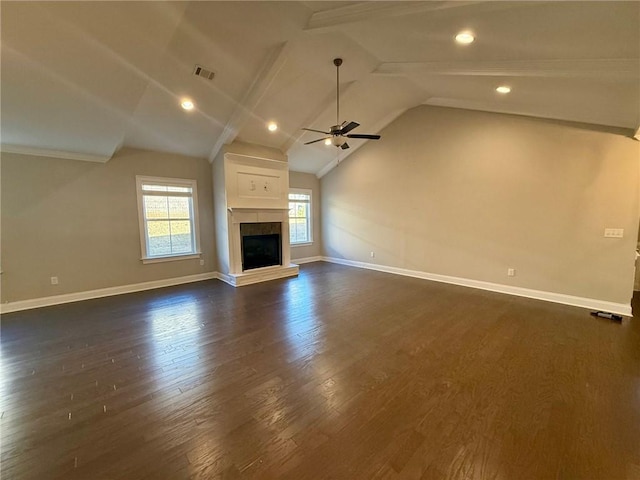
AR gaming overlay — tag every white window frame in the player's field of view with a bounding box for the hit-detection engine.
[136,175,202,264]
[288,188,313,246]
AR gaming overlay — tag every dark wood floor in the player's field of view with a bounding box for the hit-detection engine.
[1,262,639,479]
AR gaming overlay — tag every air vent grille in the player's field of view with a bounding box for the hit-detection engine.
[193,65,215,81]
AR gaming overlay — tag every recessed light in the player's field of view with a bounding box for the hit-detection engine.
[267,122,278,132]
[181,99,194,110]
[496,86,511,94]
[455,32,475,44]
[324,138,332,146]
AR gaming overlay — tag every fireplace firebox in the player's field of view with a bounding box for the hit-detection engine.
[240,222,282,271]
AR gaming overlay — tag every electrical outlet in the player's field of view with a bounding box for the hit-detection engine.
[51,276,59,285]
[604,228,624,238]
[199,259,205,266]
[507,268,515,277]
[370,251,375,258]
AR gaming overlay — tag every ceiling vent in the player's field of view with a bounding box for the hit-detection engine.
[193,64,215,81]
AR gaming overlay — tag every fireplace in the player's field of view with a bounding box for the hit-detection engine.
[240,222,282,271]
[213,150,299,287]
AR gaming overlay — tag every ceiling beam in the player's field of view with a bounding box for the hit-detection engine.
[375,59,640,80]
[0,144,112,163]
[306,1,482,31]
[208,42,291,163]
[304,1,551,31]
[424,97,635,131]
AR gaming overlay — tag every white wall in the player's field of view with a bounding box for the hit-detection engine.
[321,106,639,305]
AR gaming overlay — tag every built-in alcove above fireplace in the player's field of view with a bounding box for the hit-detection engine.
[213,147,299,287]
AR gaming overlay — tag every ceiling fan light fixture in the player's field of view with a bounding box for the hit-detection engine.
[324,138,332,145]
[180,99,195,110]
[455,31,475,44]
[331,136,345,147]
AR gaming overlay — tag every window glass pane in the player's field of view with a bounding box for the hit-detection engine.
[138,177,200,259]
[289,219,299,242]
[168,196,190,219]
[289,190,312,244]
[144,195,169,219]
[289,193,310,201]
[147,221,171,256]
[170,220,192,253]
[296,204,307,217]
[296,220,308,242]
[142,185,168,192]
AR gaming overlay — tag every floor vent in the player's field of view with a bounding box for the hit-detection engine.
[193,64,215,80]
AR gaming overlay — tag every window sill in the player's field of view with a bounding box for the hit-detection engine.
[291,242,313,247]
[141,253,201,264]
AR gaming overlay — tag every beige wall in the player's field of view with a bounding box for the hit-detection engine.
[289,171,321,260]
[1,148,215,303]
[321,106,639,305]
[212,149,230,276]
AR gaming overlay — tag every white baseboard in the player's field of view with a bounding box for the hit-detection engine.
[322,257,632,317]
[292,256,323,265]
[3,259,632,317]
[0,272,219,314]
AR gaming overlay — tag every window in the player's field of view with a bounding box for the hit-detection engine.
[136,176,201,263]
[289,188,312,245]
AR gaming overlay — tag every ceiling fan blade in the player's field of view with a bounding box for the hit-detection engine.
[302,127,331,134]
[340,142,350,150]
[304,137,331,145]
[346,134,381,140]
[340,121,360,134]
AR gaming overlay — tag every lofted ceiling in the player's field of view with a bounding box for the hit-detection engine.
[1,1,639,175]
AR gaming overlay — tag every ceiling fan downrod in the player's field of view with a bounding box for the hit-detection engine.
[334,58,342,127]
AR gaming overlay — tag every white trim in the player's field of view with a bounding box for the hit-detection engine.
[289,188,313,244]
[0,144,111,163]
[321,257,632,317]
[208,42,291,163]
[292,256,322,264]
[0,272,218,314]
[374,58,639,80]
[141,253,202,264]
[136,176,201,262]
[304,1,536,31]
[291,242,314,247]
